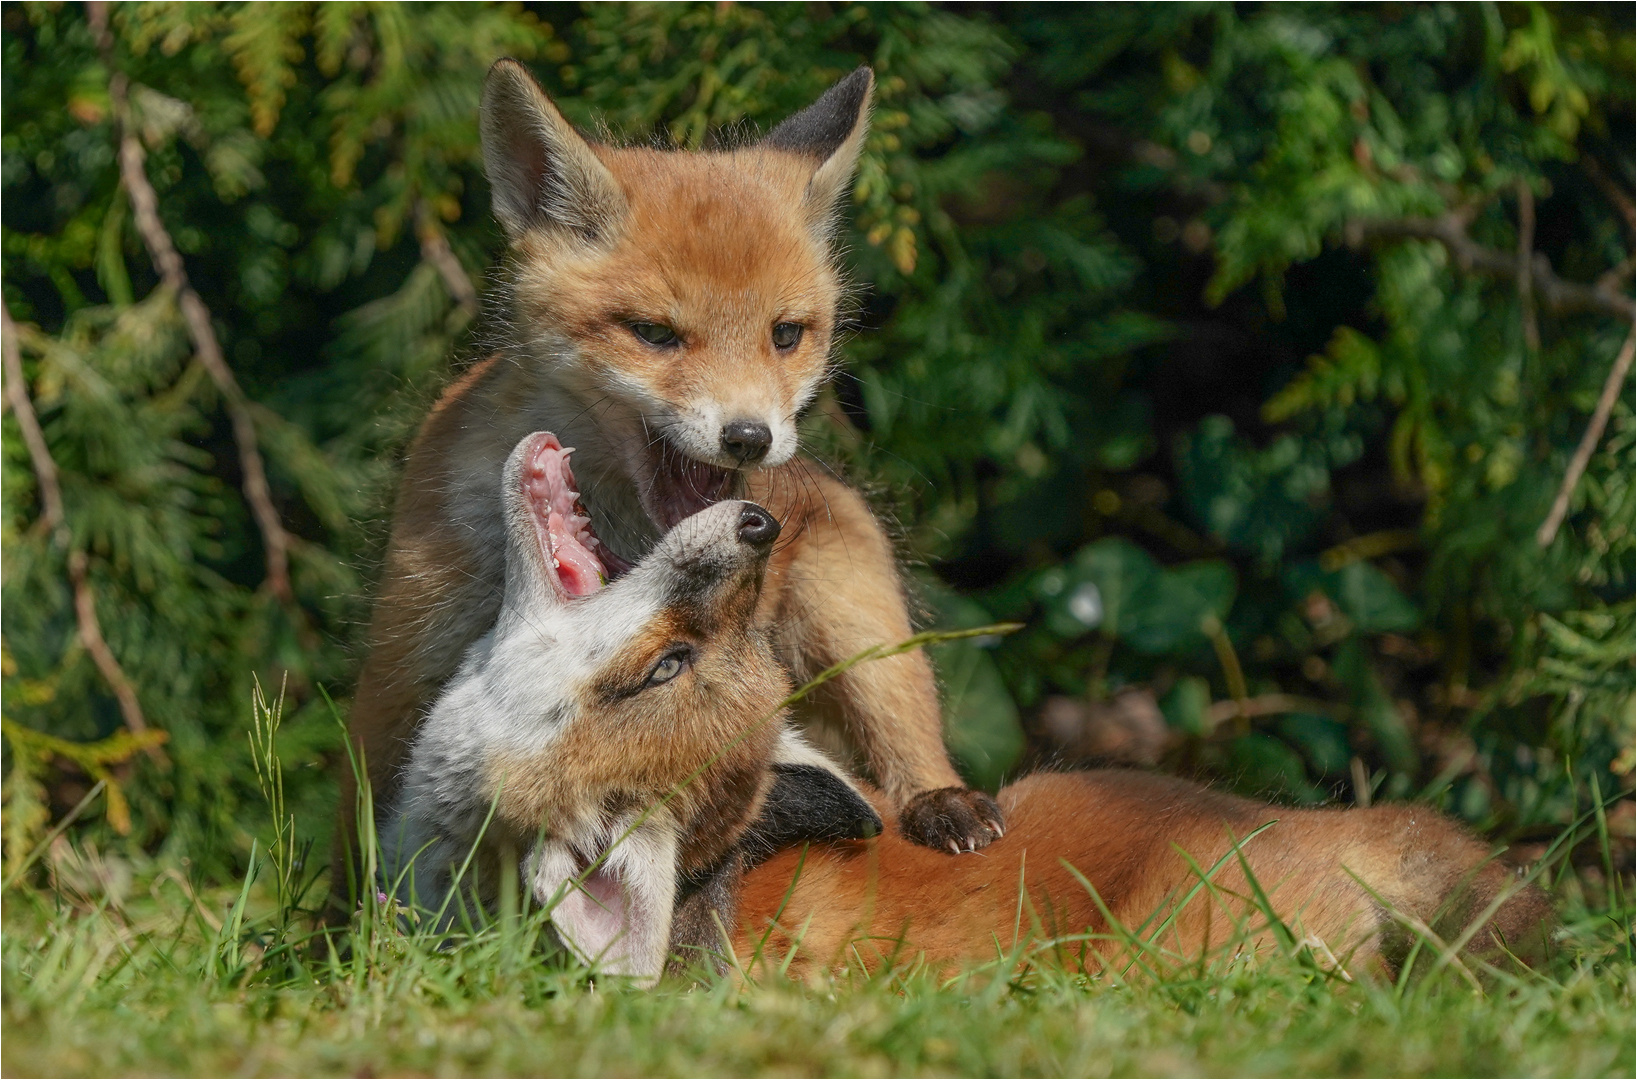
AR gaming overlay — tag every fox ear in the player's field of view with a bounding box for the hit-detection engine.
[481,59,626,244]
[736,730,882,867]
[762,67,874,234]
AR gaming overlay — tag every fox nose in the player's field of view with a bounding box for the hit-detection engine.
[720,420,773,465]
[737,504,780,549]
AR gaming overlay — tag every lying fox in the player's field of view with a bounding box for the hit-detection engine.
[381,432,1549,984]
[379,430,876,979]
[733,770,1554,982]
[342,60,1000,902]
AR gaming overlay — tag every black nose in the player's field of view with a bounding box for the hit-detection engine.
[720,420,773,464]
[737,504,780,548]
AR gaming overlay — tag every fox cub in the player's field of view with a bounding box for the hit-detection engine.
[378,431,876,980]
[341,61,1000,898]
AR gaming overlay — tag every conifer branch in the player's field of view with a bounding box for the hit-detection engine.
[1537,329,1636,548]
[88,1,295,607]
[1347,211,1636,322]
[2,298,155,745]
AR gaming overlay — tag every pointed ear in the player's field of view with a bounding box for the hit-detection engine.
[761,67,873,234]
[481,59,626,244]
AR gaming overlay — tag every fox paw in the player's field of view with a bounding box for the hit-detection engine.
[898,787,1005,853]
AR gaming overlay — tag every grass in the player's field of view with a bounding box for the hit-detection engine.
[4,802,1633,1078]
[3,681,1633,1078]
[1,866,1632,1078]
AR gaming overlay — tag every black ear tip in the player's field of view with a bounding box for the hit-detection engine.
[761,66,874,157]
[830,66,874,111]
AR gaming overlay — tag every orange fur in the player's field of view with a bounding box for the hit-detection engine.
[735,771,1553,981]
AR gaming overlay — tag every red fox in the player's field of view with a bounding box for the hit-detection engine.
[341,61,1000,902]
[733,770,1554,982]
[377,429,877,980]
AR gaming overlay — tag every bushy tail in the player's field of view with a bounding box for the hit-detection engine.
[1356,805,1553,975]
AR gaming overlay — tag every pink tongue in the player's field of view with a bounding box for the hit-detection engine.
[524,434,607,597]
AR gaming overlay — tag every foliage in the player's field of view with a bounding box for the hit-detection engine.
[1,2,1633,880]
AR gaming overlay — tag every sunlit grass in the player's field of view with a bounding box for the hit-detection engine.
[2,854,1632,1079]
[4,676,1632,1078]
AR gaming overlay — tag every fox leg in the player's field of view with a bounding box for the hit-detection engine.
[757,466,1004,851]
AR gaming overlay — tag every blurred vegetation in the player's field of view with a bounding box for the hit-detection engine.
[2,2,1632,878]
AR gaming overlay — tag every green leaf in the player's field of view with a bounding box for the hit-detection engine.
[1332,639,1416,772]
[1160,676,1211,737]
[1220,733,1325,804]
[1277,712,1352,776]
[1122,561,1237,655]
[1328,562,1419,634]
[1037,538,1158,639]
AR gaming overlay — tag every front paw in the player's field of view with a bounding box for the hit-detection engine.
[898,787,1005,853]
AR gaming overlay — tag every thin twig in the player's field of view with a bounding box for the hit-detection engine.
[1516,182,1540,353]
[2,298,154,743]
[1596,258,1632,298]
[1202,693,1341,729]
[1580,155,1635,235]
[415,199,479,319]
[1,306,65,540]
[1537,329,1637,547]
[89,1,294,606]
[1347,212,1636,322]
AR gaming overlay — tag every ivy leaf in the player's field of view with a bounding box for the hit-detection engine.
[1329,562,1419,634]
[1122,560,1237,655]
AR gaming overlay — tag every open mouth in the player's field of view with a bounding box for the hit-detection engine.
[522,433,633,596]
[646,441,740,531]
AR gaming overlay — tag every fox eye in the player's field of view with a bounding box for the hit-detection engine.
[644,647,691,688]
[630,322,679,347]
[771,322,803,351]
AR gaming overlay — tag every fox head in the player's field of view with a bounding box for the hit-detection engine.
[480,60,872,534]
[480,432,790,859]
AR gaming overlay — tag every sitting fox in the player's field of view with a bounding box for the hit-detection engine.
[341,61,1000,903]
